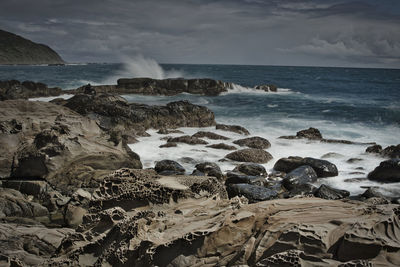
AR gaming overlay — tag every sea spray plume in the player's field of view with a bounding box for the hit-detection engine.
[101,55,184,84]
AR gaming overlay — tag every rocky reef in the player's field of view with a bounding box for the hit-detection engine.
[0,86,399,266]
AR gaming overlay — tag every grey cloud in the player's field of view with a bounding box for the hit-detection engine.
[0,0,399,68]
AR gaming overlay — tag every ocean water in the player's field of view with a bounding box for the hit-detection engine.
[2,60,400,197]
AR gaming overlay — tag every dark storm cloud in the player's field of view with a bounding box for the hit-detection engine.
[0,0,399,68]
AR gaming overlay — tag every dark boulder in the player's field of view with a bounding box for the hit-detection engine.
[159,142,177,148]
[154,160,185,176]
[193,162,223,179]
[366,144,382,154]
[314,184,350,200]
[167,135,208,145]
[157,128,184,135]
[282,165,318,191]
[367,159,400,183]
[255,84,278,92]
[360,188,385,199]
[226,183,278,203]
[233,163,267,176]
[206,143,237,150]
[0,80,62,101]
[296,127,323,140]
[192,131,229,140]
[216,124,250,135]
[274,156,338,178]
[225,149,273,163]
[233,136,271,149]
[382,144,400,159]
[282,184,317,198]
[225,172,266,186]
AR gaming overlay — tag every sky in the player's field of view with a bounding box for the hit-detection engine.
[1,0,400,68]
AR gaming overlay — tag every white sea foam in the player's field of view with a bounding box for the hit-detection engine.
[222,84,295,95]
[28,94,74,102]
[129,117,400,198]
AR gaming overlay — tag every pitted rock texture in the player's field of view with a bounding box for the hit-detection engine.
[226,148,273,163]
[192,131,229,140]
[48,196,400,266]
[233,136,271,149]
[216,123,250,135]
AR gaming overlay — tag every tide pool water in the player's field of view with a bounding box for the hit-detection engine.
[4,58,400,197]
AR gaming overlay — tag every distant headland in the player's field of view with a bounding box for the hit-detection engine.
[0,29,65,65]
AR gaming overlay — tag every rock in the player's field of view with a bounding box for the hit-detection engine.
[65,204,87,228]
[314,184,350,200]
[255,84,278,92]
[227,183,278,203]
[382,144,400,158]
[155,160,185,175]
[233,136,271,149]
[159,142,177,148]
[206,143,237,150]
[282,165,318,190]
[366,144,382,154]
[157,128,184,135]
[192,131,229,140]
[233,163,267,176]
[167,135,208,145]
[346,158,363,164]
[225,149,273,163]
[216,123,250,135]
[360,188,385,199]
[2,180,50,198]
[0,29,65,65]
[296,127,323,140]
[274,156,338,177]
[321,152,345,159]
[193,162,223,179]
[0,100,142,194]
[0,80,62,101]
[0,188,48,218]
[282,183,317,198]
[225,172,266,186]
[367,159,400,183]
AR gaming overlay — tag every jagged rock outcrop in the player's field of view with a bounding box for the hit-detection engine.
[48,191,400,266]
[0,29,65,65]
[0,80,62,100]
[0,100,141,194]
[366,144,400,159]
[60,93,216,136]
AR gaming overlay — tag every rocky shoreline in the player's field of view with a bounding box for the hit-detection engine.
[0,80,400,266]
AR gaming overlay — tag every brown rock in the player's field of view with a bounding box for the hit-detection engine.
[233,136,271,149]
[216,123,250,135]
[206,143,237,150]
[225,148,273,163]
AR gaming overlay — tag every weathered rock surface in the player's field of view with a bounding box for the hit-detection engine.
[167,135,208,145]
[226,148,273,163]
[61,94,216,136]
[0,80,62,100]
[206,143,237,150]
[0,188,48,218]
[192,131,229,140]
[233,163,267,176]
[274,156,338,177]
[368,159,400,183]
[155,160,185,175]
[233,136,271,149]
[227,183,278,202]
[282,165,318,190]
[0,100,141,194]
[314,184,350,200]
[216,123,250,135]
[255,84,278,92]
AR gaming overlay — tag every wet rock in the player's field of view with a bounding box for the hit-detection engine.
[360,188,385,199]
[216,123,250,135]
[206,143,237,150]
[225,172,266,186]
[225,148,273,163]
[157,128,184,135]
[167,135,208,145]
[255,84,278,92]
[282,183,317,198]
[233,136,271,149]
[282,165,318,191]
[159,142,177,148]
[296,127,323,140]
[314,184,350,200]
[192,131,229,140]
[233,163,267,176]
[227,183,278,203]
[0,80,62,101]
[346,158,363,164]
[274,156,338,177]
[366,144,382,154]
[321,152,345,159]
[155,160,185,175]
[193,162,223,179]
[179,157,197,164]
[368,159,400,183]
[382,144,400,158]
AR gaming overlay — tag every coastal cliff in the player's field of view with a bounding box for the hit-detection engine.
[0,29,65,65]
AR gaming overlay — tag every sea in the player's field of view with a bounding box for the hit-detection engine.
[1,59,399,197]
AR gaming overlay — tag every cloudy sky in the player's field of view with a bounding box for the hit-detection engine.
[1,0,400,68]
